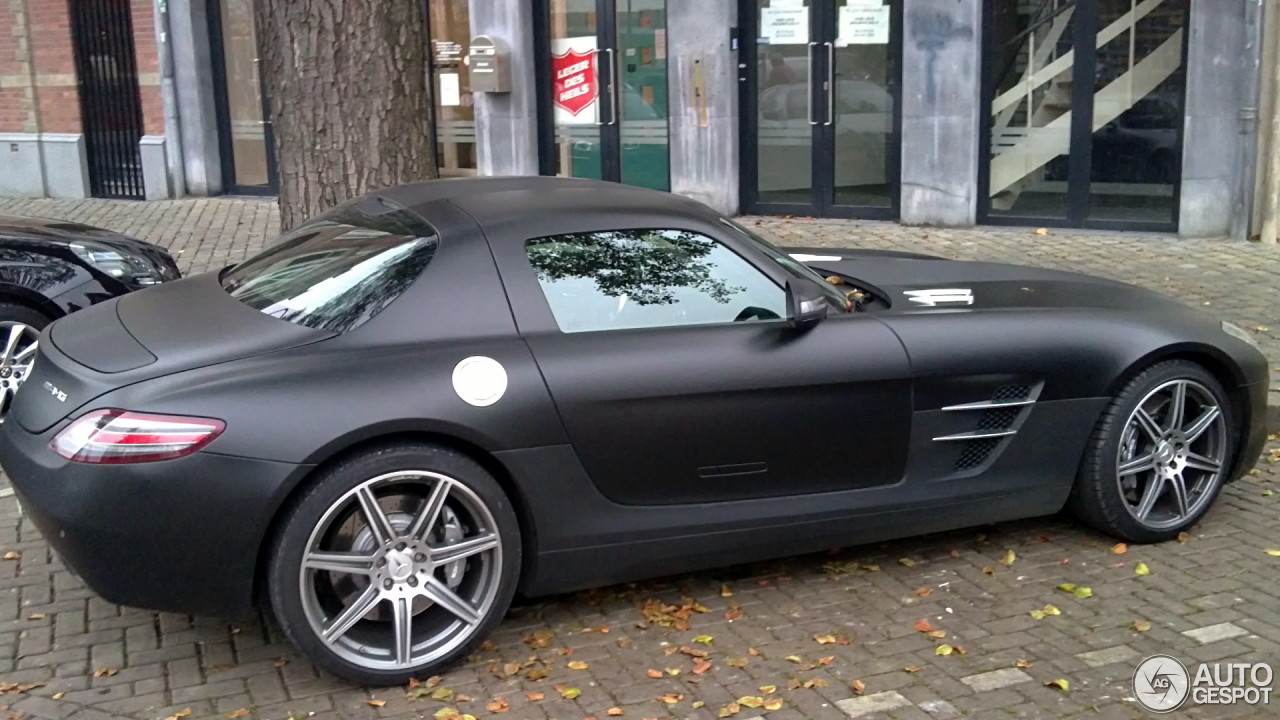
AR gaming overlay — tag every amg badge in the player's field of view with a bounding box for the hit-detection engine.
[42,381,67,402]
[903,288,975,307]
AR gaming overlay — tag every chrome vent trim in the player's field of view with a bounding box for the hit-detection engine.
[933,429,1018,442]
[941,397,1035,412]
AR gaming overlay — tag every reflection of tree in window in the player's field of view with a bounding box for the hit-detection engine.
[0,249,80,293]
[526,230,742,306]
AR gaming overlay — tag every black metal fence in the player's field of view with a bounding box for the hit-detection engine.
[68,0,147,200]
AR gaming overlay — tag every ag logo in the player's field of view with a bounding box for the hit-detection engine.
[1134,654,1190,713]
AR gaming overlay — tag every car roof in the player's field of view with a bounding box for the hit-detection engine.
[375,176,726,238]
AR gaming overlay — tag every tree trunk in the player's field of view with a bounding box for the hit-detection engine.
[254,0,437,230]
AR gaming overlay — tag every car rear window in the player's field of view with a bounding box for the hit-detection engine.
[220,204,438,334]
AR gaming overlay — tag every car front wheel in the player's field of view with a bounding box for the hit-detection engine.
[268,443,521,685]
[1069,360,1234,543]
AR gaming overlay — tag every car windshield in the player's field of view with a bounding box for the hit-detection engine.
[720,219,850,311]
[220,204,439,334]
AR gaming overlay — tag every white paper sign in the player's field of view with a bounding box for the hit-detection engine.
[839,6,890,45]
[439,73,461,107]
[761,7,809,45]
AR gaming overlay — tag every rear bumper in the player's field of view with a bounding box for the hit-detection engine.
[1,417,310,617]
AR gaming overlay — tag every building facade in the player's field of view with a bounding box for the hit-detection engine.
[1,0,1272,239]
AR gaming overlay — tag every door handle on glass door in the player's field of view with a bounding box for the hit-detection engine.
[807,41,819,126]
[825,42,835,126]
[603,47,617,126]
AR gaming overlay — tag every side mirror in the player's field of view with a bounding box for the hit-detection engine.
[785,280,828,329]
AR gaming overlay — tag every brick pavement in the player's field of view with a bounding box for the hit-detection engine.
[0,196,1278,720]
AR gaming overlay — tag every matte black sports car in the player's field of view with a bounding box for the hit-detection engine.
[0,178,1268,685]
[0,217,181,420]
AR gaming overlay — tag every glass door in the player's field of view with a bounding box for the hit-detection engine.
[981,0,1187,231]
[427,1,476,177]
[544,0,671,190]
[741,0,901,218]
[211,0,277,194]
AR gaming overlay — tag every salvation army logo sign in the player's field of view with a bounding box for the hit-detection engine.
[552,48,597,116]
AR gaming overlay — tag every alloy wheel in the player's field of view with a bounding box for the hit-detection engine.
[1116,379,1227,530]
[298,470,503,671]
[0,321,39,422]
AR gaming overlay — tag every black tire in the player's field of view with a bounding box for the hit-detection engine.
[0,301,52,421]
[1068,360,1234,543]
[267,442,521,685]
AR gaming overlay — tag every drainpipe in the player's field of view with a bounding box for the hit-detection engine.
[1234,0,1264,241]
[155,0,187,197]
[1262,0,1280,244]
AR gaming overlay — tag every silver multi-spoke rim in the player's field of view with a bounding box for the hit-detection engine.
[0,321,39,422]
[1116,379,1227,530]
[299,471,502,671]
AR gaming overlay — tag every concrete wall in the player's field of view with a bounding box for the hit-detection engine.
[1180,0,1248,238]
[169,0,223,195]
[0,133,89,198]
[667,0,738,215]
[469,0,539,176]
[899,0,982,226]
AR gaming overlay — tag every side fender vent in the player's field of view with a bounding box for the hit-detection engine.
[956,438,1001,471]
[935,382,1042,473]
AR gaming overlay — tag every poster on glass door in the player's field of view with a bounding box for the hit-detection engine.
[838,5,890,45]
[552,37,599,124]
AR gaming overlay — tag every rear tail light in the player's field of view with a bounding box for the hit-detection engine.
[50,409,225,464]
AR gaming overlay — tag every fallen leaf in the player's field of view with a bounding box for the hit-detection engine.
[1015,659,1033,668]
[1111,543,1128,555]
[764,699,784,711]
[1045,679,1070,693]
[899,558,916,567]
[226,711,250,719]
[1034,228,1050,235]
[850,680,866,696]
[523,630,554,649]
[659,693,683,704]
[737,696,765,709]
[524,665,549,681]
[485,698,509,713]
[616,637,633,648]
[173,711,192,719]
[717,702,741,718]
[1029,609,1047,620]
[914,619,934,633]
[927,630,947,639]
[431,688,454,702]
[433,709,460,720]
[954,645,968,655]
[52,692,65,700]
[555,686,582,700]
[693,635,714,645]
[646,669,663,679]
[860,563,880,572]
[1058,583,1077,592]
[502,662,521,677]
[567,660,589,670]
[725,603,744,621]
[1074,587,1094,599]
[819,656,835,666]
[1135,562,1151,576]
[814,633,837,644]
[1000,549,1016,566]
[1265,549,1280,557]
[726,657,748,668]
[480,640,498,652]
[1177,532,1190,544]
[2,552,18,560]
[273,659,288,668]
[950,549,962,558]
[785,655,803,663]
[607,708,623,716]
[720,584,733,597]
[982,567,996,575]
[749,647,761,656]
[525,692,544,702]
[368,699,387,708]
[1132,620,1152,632]
[1042,604,1061,616]
[27,614,44,620]
[92,668,118,677]
[693,701,706,709]
[802,678,828,688]
[679,645,708,658]
[759,685,777,694]
[666,668,681,676]
[1264,490,1275,497]
[935,645,954,656]
[692,659,712,675]
[903,666,923,673]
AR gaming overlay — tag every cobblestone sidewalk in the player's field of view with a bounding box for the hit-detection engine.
[0,197,1278,720]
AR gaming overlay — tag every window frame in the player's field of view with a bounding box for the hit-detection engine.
[520,226,792,336]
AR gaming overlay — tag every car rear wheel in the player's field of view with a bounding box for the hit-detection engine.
[1069,360,1233,543]
[0,303,50,422]
[267,443,520,685]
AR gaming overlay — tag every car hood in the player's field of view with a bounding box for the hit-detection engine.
[784,246,1212,317]
[13,272,333,433]
[0,215,166,255]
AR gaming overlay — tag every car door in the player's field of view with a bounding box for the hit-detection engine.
[492,223,914,506]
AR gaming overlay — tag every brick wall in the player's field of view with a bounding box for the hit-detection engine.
[0,0,163,136]
[131,0,163,136]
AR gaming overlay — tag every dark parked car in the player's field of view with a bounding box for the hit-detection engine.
[0,217,180,419]
[0,178,1267,685]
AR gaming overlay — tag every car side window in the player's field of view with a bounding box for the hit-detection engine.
[525,229,786,334]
